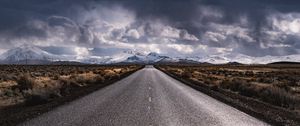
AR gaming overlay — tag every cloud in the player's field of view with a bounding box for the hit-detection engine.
[142,20,199,41]
[256,12,300,55]
[74,47,90,59]
[167,44,194,54]
[126,29,140,39]
[201,22,254,48]
[0,0,300,58]
[268,12,300,34]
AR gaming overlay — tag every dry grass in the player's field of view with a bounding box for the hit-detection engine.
[159,65,300,111]
[0,65,141,107]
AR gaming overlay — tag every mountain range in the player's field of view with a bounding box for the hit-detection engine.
[0,45,299,64]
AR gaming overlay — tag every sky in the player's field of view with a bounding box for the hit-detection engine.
[0,0,300,58]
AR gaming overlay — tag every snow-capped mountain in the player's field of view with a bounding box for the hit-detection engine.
[1,44,300,64]
[145,52,169,63]
[125,55,145,63]
[185,55,230,64]
[123,52,169,63]
[184,54,300,64]
[68,50,170,64]
[0,44,58,62]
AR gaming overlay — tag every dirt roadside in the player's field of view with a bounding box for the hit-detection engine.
[0,66,143,126]
[155,66,300,126]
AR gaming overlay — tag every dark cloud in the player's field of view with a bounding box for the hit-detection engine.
[0,0,300,57]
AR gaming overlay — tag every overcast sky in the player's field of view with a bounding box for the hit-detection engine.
[0,0,300,57]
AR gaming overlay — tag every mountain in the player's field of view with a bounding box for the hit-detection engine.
[145,52,169,63]
[0,45,81,64]
[183,54,300,64]
[0,44,58,64]
[184,55,229,64]
[255,55,300,64]
[226,62,244,65]
[59,49,170,64]
[229,54,300,64]
[268,61,300,65]
[122,52,170,63]
[51,61,85,65]
[158,57,180,63]
[1,45,300,64]
[125,55,145,63]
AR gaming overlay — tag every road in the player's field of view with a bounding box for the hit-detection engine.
[21,66,268,126]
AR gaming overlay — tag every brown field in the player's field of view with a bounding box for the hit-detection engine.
[157,64,300,117]
[0,65,142,108]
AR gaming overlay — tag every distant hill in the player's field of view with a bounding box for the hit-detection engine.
[226,62,244,65]
[50,61,85,65]
[268,61,300,65]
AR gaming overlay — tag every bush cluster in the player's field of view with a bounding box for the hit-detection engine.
[159,65,300,110]
[0,65,141,106]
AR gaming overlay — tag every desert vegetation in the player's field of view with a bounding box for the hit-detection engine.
[157,64,300,112]
[0,65,142,108]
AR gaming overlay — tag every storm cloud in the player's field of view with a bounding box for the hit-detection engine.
[0,0,300,57]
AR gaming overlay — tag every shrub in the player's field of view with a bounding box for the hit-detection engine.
[69,75,87,87]
[219,78,257,96]
[219,78,244,91]
[219,79,231,89]
[94,75,105,83]
[238,84,258,97]
[228,79,242,91]
[260,86,298,109]
[53,74,61,80]
[23,87,62,105]
[75,76,87,84]
[58,77,77,96]
[111,74,121,80]
[24,95,47,105]
[17,73,35,90]
[3,89,15,97]
[181,71,192,78]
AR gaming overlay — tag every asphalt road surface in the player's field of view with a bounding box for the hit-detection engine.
[21,66,268,126]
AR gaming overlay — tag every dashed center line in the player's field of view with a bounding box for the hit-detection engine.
[148,97,152,102]
[148,106,151,110]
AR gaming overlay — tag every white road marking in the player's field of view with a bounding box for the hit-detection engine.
[148,106,151,110]
[149,97,152,102]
